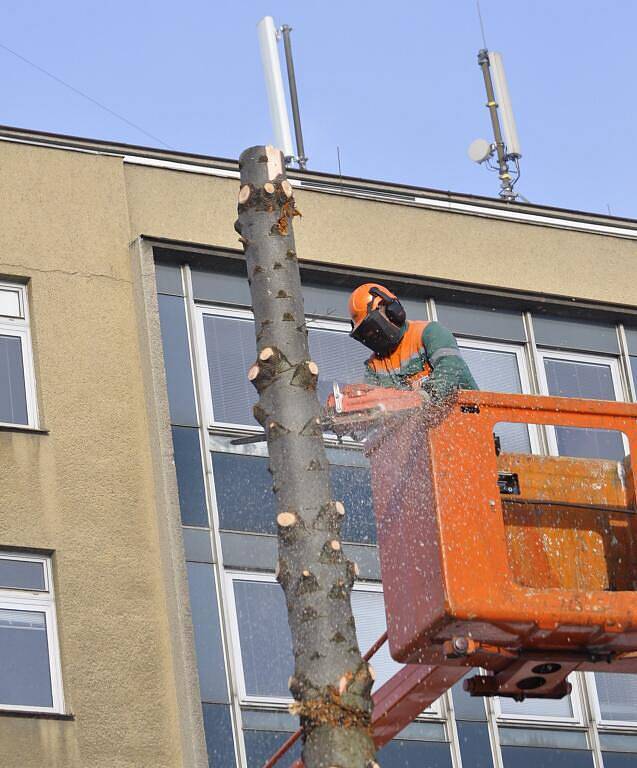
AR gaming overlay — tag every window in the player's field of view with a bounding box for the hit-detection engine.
[0,282,38,428]
[211,441,375,543]
[591,672,637,728]
[227,574,390,704]
[458,339,537,453]
[0,552,63,712]
[197,308,368,430]
[495,675,583,725]
[226,573,442,716]
[537,350,625,460]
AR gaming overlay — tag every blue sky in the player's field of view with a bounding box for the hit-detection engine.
[1,1,635,216]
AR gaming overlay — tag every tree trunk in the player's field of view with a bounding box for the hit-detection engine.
[236,145,377,768]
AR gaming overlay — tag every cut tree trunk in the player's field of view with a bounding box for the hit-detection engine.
[236,145,377,768]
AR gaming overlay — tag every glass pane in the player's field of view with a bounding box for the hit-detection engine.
[192,269,251,307]
[213,453,275,534]
[0,608,53,707]
[544,357,624,460]
[307,327,370,404]
[233,581,401,699]
[330,462,376,544]
[626,329,637,357]
[600,732,637,752]
[378,740,452,768]
[0,559,45,591]
[602,753,637,767]
[203,314,257,426]
[533,316,618,354]
[436,303,526,342]
[157,295,198,426]
[460,346,530,453]
[499,727,587,749]
[233,580,292,698]
[213,452,375,543]
[499,677,574,719]
[0,335,28,425]
[595,672,637,722]
[187,563,228,703]
[202,703,237,768]
[302,283,351,320]
[154,262,183,296]
[544,357,616,399]
[500,746,594,768]
[183,528,213,564]
[456,721,494,768]
[243,730,301,768]
[202,316,371,427]
[172,427,208,527]
[452,675,487,720]
[630,357,637,396]
[350,590,401,690]
[0,289,22,318]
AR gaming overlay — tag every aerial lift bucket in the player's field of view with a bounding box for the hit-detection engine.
[333,386,637,701]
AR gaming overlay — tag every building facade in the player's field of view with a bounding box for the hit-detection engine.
[1,125,637,767]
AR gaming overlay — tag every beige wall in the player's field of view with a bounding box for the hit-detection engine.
[124,163,637,307]
[0,141,200,767]
[0,135,635,767]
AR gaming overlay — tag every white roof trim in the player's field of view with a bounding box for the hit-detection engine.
[1,133,634,240]
[123,155,637,240]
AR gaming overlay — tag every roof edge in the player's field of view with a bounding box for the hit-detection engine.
[0,123,635,229]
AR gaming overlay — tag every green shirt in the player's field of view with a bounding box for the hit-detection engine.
[364,321,478,399]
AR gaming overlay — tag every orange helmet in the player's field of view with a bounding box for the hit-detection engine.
[348,283,399,329]
[348,283,406,356]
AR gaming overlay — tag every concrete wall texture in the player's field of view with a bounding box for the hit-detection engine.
[0,135,635,767]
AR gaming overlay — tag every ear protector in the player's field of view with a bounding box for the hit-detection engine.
[368,286,406,327]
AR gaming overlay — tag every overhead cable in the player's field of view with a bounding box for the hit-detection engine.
[0,40,172,149]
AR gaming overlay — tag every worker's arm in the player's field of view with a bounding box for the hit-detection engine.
[421,322,479,400]
[364,359,383,387]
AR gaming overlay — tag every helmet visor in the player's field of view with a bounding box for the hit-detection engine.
[350,308,403,356]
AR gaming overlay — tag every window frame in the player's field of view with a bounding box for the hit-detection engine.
[194,304,259,433]
[456,337,542,454]
[493,673,586,727]
[0,552,64,714]
[224,571,445,718]
[536,349,626,456]
[0,282,39,429]
[587,671,637,732]
[194,304,365,447]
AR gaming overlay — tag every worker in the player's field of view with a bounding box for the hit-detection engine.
[348,283,478,400]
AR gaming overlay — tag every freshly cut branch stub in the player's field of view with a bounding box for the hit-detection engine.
[238,185,251,204]
[329,540,341,552]
[259,347,275,362]
[248,365,260,381]
[281,179,293,198]
[264,182,275,194]
[334,501,345,517]
[277,512,298,528]
[307,361,319,376]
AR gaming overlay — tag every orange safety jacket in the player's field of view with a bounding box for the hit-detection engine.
[364,320,478,395]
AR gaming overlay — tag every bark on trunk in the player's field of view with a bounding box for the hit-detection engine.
[236,145,377,768]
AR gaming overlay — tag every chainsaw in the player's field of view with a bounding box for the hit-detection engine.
[231,382,427,445]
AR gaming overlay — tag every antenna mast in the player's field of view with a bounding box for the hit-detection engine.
[469,50,523,202]
[280,25,307,170]
[257,16,308,169]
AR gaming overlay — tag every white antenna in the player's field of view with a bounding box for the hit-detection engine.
[468,49,524,201]
[257,16,294,160]
[488,52,522,158]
